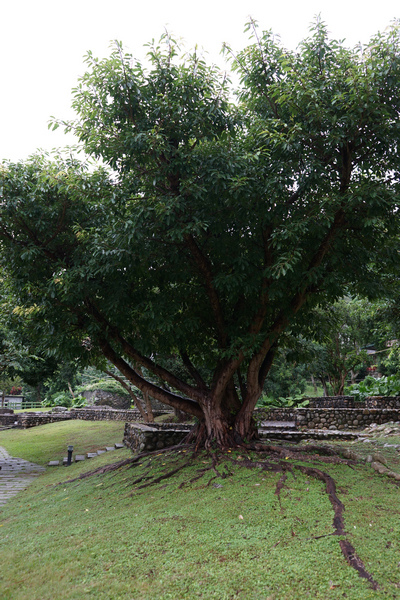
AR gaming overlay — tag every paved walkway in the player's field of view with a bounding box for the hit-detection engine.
[0,446,45,507]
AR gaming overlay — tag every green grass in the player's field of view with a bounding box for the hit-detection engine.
[0,420,125,465]
[0,423,399,599]
[14,407,51,413]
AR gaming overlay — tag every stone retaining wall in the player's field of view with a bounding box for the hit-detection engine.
[15,412,73,428]
[2,400,400,432]
[71,407,170,422]
[0,407,172,429]
[72,407,143,422]
[259,407,400,430]
[123,423,192,453]
[307,396,400,409]
[0,414,18,427]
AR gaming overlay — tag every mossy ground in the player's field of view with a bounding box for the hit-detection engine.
[0,424,399,599]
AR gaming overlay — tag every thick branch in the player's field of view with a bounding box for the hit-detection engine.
[99,338,204,419]
[104,369,147,420]
[184,233,228,348]
[85,299,205,403]
[179,350,208,392]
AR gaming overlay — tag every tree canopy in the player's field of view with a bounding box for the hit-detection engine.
[1,21,400,446]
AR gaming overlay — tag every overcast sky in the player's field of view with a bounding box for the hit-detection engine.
[1,0,399,162]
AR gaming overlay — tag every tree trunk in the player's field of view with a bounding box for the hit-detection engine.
[234,398,260,442]
[311,374,318,394]
[320,377,328,397]
[142,390,154,423]
[350,369,358,385]
[196,403,238,448]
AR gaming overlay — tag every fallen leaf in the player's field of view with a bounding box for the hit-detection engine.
[239,515,244,520]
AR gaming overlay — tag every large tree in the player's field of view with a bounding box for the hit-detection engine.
[1,23,400,446]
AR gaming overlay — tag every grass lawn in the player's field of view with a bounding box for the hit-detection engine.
[14,408,52,413]
[0,422,399,599]
[0,420,125,465]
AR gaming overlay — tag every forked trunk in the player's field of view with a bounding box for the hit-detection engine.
[188,404,239,449]
[189,388,259,449]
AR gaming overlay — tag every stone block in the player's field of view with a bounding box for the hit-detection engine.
[105,446,115,452]
[48,460,60,466]
[75,455,85,461]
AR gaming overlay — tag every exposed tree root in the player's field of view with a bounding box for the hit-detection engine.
[249,443,357,466]
[274,472,288,510]
[227,445,379,590]
[59,444,194,485]
[296,464,378,589]
[178,467,211,488]
[295,465,345,535]
[58,440,380,589]
[135,463,190,491]
[60,457,138,484]
[339,540,379,590]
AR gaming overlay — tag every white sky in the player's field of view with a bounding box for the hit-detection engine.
[1,0,399,162]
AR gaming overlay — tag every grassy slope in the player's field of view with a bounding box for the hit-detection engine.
[0,420,125,465]
[0,424,399,600]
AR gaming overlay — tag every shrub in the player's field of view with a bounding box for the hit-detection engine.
[42,392,72,408]
[347,375,400,401]
[256,394,309,409]
[71,395,87,408]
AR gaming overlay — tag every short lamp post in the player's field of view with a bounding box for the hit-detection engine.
[67,445,74,466]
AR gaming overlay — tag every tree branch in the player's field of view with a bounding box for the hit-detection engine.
[85,299,205,403]
[179,350,208,392]
[104,369,147,420]
[184,233,228,348]
[99,338,203,418]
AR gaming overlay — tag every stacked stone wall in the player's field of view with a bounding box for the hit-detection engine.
[307,396,400,409]
[71,407,169,422]
[0,414,17,426]
[16,412,73,428]
[259,407,400,430]
[0,407,171,428]
[123,422,192,453]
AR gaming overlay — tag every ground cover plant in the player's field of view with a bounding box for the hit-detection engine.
[0,423,399,599]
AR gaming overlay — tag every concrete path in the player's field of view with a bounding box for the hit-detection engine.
[0,446,45,507]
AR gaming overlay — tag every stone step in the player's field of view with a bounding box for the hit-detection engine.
[259,428,360,441]
[260,421,297,430]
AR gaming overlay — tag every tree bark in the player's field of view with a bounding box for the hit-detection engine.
[142,389,155,423]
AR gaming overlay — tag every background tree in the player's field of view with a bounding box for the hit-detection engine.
[300,297,373,395]
[2,23,400,446]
